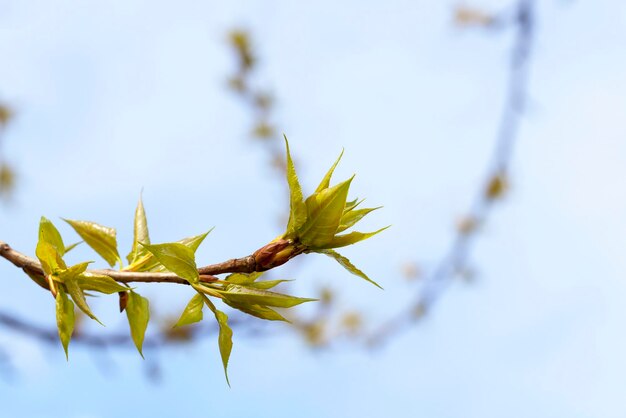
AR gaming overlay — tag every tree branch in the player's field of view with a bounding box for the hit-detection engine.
[0,240,259,288]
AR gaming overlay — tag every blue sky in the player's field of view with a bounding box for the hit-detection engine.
[0,1,625,417]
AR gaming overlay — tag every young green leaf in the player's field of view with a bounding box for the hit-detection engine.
[218,285,316,308]
[55,287,75,360]
[337,206,382,233]
[127,230,211,273]
[36,240,66,275]
[174,293,204,327]
[139,242,199,284]
[318,249,382,289]
[64,241,82,253]
[343,198,364,214]
[39,216,66,256]
[203,297,233,386]
[314,149,344,193]
[178,230,212,252]
[223,300,288,322]
[64,277,103,325]
[77,273,129,294]
[225,272,263,285]
[57,261,91,279]
[247,279,291,290]
[64,219,121,267]
[126,196,150,265]
[300,177,353,247]
[284,136,307,236]
[126,291,150,358]
[317,226,390,249]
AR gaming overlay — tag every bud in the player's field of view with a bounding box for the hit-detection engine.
[253,239,304,270]
[118,291,129,312]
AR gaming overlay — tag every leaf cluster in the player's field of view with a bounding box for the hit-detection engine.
[28,139,387,383]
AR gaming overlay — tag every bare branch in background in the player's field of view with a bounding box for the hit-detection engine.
[370,0,536,344]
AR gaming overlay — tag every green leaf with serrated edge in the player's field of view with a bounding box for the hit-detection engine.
[64,277,103,325]
[55,262,102,323]
[223,300,288,322]
[318,249,382,289]
[149,230,212,272]
[64,219,121,267]
[218,285,316,308]
[337,207,382,233]
[284,136,307,236]
[76,273,129,294]
[127,230,211,272]
[314,149,344,193]
[64,241,82,253]
[55,287,75,360]
[39,216,66,256]
[139,242,199,284]
[36,240,66,275]
[126,291,150,357]
[316,226,390,250]
[178,229,212,252]
[126,196,150,264]
[174,293,204,327]
[225,272,263,285]
[300,177,353,247]
[202,296,233,386]
[56,261,91,281]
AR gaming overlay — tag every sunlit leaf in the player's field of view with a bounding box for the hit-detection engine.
[64,277,103,325]
[39,216,65,256]
[36,240,66,275]
[203,297,233,386]
[314,149,344,193]
[218,285,315,308]
[317,226,390,249]
[248,279,291,290]
[300,177,353,247]
[126,196,150,265]
[77,273,129,294]
[343,198,364,214]
[174,293,204,327]
[56,261,91,280]
[55,287,75,360]
[64,241,82,253]
[177,230,212,252]
[337,206,382,233]
[126,291,150,357]
[284,136,307,236]
[64,219,120,267]
[127,230,211,273]
[318,249,382,289]
[140,242,199,284]
[223,300,288,322]
[225,272,263,285]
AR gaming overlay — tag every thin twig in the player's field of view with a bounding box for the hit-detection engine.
[370,0,536,344]
[0,240,258,288]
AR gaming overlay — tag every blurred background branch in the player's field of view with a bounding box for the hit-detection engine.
[370,0,536,344]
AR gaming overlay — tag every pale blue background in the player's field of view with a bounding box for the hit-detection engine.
[1,1,625,417]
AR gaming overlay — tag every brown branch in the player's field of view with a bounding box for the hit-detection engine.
[0,240,259,289]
